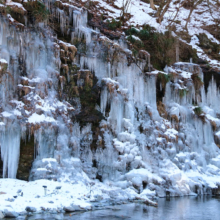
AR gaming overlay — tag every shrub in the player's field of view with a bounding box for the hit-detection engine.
[127,35,144,50]
[125,25,176,70]
[127,35,136,44]
[191,74,203,92]
[158,72,170,83]
[125,27,139,36]
[0,5,11,14]
[132,48,138,57]
[25,1,49,22]
[194,106,203,115]
[157,72,170,88]
[179,88,188,97]
[210,120,216,131]
[107,18,121,30]
[138,29,150,40]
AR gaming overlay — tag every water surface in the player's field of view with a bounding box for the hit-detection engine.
[66,196,220,220]
[27,196,220,220]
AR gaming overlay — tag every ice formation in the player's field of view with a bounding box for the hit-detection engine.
[1,1,220,215]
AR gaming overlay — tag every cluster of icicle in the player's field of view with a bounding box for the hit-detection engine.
[0,1,220,197]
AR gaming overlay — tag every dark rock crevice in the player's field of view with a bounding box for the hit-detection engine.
[17,136,35,181]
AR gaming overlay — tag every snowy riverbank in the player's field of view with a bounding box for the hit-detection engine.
[1,161,220,219]
[0,177,157,218]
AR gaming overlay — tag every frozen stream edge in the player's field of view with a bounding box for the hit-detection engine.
[0,178,157,218]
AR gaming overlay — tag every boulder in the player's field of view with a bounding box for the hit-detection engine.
[0,211,5,219]
[63,205,81,212]
[25,206,37,212]
[19,211,27,216]
[4,209,18,218]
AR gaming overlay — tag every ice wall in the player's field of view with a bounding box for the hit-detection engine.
[1,1,220,198]
[33,0,220,196]
[0,16,62,179]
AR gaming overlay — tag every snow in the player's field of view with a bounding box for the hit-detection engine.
[215,131,220,138]
[206,114,220,126]
[165,128,178,139]
[140,188,156,198]
[0,58,7,64]
[1,111,12,117]
[42,158,57,163]
[10,100,24,108]
[151,70,167,75]
[13,109,21,116]
[80,0,220,69]
[114,0,160,28]
[6,1,26,12]
[180,71,192,79]
[170,106,179,117]
[127,35,141,41]
[186,170,220,189]
[0,176,142,214]
[125,168,164,186]
[0,179,91,213]
[7,13,15,22]
[28,113,56,124]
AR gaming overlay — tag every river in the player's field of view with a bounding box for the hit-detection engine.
[26,196,220,220]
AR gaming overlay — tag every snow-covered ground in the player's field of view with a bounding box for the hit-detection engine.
[79,0,220,69]
[0,178,92,214]
[0,173,154,217]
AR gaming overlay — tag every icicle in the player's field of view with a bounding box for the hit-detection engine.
[0,123,21,178]
[100,86,108,116]
[108,95,124,134]
[34,127,56,159]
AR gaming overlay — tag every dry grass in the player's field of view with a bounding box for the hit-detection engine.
[171,114,179,130]
[210,120,217,131]
[61,64,69,75]
[198,114,206,123]
[191,74,203,92]
[157,101,168,119]
[171,114,179,123]
[85,72,93,88]
[169,71,178,81]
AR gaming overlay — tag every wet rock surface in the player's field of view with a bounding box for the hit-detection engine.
[25,206,37,212]
[3,209,18,218]
[0,211,4,219]
[63,205,82,212]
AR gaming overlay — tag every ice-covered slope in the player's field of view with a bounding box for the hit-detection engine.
[80,0,220,69]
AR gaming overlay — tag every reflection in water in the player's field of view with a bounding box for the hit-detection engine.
[29,196,220,220]
[66,196,220,220]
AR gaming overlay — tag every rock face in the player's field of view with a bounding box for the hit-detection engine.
[16,136,35,180]
[0,59,8,74]
[0,0,220,199]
